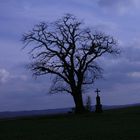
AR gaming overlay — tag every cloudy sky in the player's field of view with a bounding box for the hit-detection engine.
[0,0,140,111]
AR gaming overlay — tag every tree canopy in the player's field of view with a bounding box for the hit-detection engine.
[22,14,119,113]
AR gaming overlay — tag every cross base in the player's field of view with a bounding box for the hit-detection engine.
[95,104,102,113]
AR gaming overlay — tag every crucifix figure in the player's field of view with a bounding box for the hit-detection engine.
[95,88,102,113]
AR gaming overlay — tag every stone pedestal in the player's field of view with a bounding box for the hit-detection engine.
[95,104,102,113]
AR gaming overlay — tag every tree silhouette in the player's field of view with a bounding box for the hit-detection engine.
[22,14,119,113]
[86,96,92,112]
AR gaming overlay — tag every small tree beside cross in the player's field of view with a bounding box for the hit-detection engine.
[86,95,92,112]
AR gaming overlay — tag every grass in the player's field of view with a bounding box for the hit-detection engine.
[0,106,140,140]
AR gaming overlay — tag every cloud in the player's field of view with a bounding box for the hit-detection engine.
[97,0,137,14]
[0,69,9,83]
[123,39,140,63]
[98,0,132,7]
[0,67,28,84]
[128,72,140,78]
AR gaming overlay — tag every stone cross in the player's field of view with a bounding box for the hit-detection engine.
[95,88,100,96]
[95,88,102,113]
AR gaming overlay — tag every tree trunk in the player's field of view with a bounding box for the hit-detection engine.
[72,90,86,114]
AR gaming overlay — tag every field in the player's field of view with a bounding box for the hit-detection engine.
[0,106,140,140]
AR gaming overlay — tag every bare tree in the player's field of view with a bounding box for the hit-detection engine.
[22,14,119,113]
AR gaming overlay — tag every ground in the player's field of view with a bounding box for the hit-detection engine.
[0,106,140,140]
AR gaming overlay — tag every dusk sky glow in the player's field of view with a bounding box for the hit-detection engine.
[1,0,140,111]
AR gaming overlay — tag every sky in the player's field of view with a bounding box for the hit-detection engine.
[0,0,140,111]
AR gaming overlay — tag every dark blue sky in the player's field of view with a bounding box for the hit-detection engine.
[0,0,140,111]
